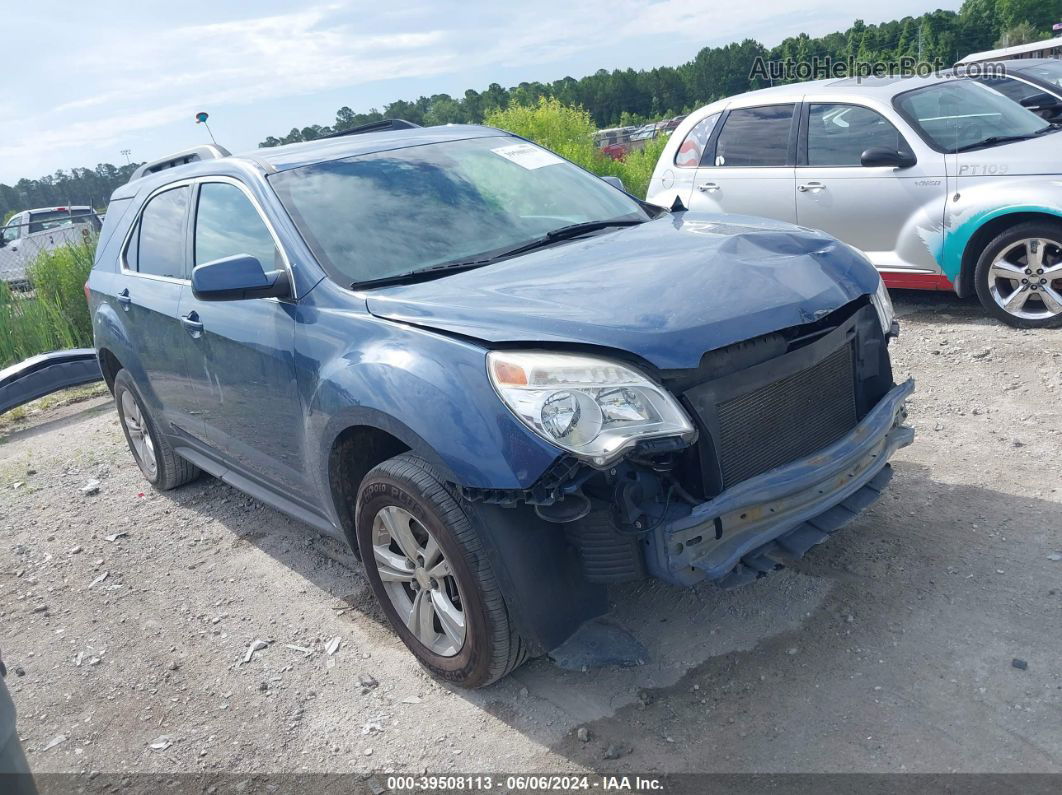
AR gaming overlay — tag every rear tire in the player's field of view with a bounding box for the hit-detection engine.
[355,453,526,688]
[974,221,1062,329]
[113,369,200,490]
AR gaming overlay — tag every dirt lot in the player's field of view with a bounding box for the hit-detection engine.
[1,291,1060,780]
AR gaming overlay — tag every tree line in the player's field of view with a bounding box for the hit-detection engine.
[258,0,1059,147]
[1,0,1057,219]
[1,162,141,224]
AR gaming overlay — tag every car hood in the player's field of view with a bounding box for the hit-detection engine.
[955,131,1062,177]
[364,213,880,370]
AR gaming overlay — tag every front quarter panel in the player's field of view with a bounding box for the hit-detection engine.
[297,285,564,510]
[939,175,1062,284]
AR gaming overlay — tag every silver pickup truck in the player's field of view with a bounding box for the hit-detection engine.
[0,206,101,287]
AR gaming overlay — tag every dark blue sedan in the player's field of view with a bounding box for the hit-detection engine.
[87,121,913,687]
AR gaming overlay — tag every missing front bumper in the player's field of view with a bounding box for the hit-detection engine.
[645,379,915,587]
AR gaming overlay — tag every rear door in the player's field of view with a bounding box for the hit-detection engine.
[690,104,798,222]
[795,102,946,272]
[118,184,202,434]
[650,111,722,208]
[177,178,308,497]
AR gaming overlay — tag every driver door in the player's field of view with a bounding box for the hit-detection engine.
[178,179,309,498]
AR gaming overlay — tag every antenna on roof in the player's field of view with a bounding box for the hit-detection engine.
[195,111,219,146]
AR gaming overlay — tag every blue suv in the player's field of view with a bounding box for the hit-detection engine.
[88,121,913,687]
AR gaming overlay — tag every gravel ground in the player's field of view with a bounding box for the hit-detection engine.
[1,290,1060,779]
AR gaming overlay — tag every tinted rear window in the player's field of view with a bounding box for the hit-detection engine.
[134,187,189,279]
[713,105,795,167]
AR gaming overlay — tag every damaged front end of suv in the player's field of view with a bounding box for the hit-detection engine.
[476,298,911,591]
[363,211,914,664]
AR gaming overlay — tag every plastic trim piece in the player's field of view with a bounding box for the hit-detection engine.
[0,349,102,415]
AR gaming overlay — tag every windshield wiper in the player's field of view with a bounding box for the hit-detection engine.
[349,218,646,290]
[543,218,646,241]
[953,133,1039,152]
[350,261,490,290]
[466,218,646,262]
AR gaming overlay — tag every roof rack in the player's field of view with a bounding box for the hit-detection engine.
[127,144,231,183]
[318,119,420,140]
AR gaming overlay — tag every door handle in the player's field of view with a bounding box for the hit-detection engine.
[117,288,132,308]
[697,182,720,192]
[797,182,826,192]
[180,311,204,334]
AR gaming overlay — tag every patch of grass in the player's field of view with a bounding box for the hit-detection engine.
[0,237,96,368]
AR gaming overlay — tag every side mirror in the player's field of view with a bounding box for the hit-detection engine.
[191,254,290,301]
[601,175,626,192]
[860,147,917,169]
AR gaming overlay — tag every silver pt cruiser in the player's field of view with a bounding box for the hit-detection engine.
[647,74,1062,328]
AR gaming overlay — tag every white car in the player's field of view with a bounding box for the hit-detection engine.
[646,75,1062,327]
[0,206,100,286]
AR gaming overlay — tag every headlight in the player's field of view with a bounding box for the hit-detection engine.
[487,351,696,466]
[870,277,896,337]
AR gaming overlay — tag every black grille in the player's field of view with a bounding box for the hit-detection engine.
[715,344,857,488]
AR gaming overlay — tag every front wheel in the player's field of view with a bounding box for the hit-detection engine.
[974,222,1062,328]
[355,454,526,687]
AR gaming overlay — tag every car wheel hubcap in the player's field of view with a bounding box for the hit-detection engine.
[988,237,1062,320]
[371,505,466,657]
[120,391,157,478]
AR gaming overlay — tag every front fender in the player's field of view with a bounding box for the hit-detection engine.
[940,179,1062,287]
[299,304,563,501]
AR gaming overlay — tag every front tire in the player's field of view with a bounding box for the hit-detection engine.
[113,369,200,490]
[355,453,526,688]
[974,222,1062,328]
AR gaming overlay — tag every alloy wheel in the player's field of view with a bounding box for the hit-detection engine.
[120,390,157,478]
[371,505,466,657]
[987,237,1062,321]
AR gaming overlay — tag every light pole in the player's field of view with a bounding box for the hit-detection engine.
[121,149,131,165]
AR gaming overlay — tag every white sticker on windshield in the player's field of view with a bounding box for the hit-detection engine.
[491,143,565,169]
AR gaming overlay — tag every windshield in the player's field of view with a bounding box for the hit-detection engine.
[895,80,1048,152]
[1017,61,1062,89]
[270,136,650,285]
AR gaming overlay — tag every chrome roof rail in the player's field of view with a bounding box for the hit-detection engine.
[128,144,231,183]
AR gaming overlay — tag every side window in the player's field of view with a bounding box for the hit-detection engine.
[194,182,279,268]
[807,104,911,167]
[674,113,721,168]
[713,105,795,168]
[976,77,1040,104]
[135,186,190,279]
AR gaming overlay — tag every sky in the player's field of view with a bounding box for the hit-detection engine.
[0,0,964,184]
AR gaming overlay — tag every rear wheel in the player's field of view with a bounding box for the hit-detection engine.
[974,222,1062,328]
[113,369,200,490]
[355,453,526,687]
